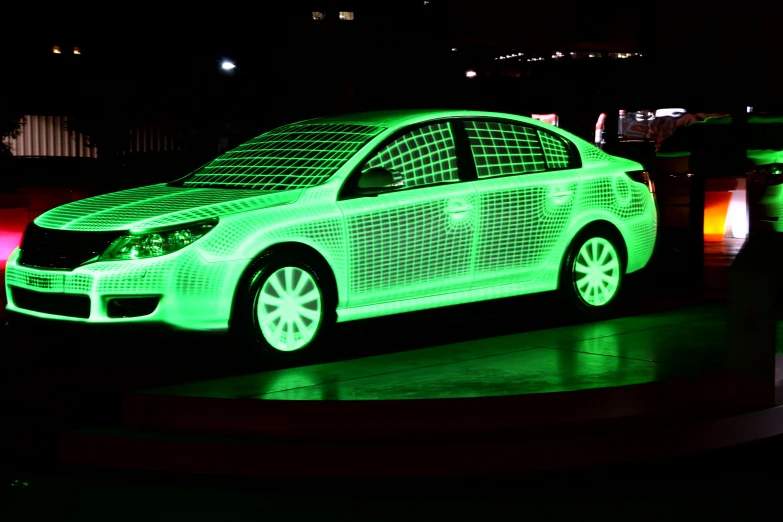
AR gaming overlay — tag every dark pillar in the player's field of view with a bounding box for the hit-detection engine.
[726,105,777,409]
[687,170,705,297]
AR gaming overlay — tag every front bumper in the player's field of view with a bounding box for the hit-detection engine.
[4,247,244,330]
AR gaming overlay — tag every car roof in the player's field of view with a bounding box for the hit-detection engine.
[295,109,538,128]
[288,109,623,166]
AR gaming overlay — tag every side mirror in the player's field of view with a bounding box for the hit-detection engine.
[355,167,402,195]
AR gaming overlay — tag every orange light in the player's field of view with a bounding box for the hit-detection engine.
[704,191,733,242]
[73,47,81,55]
[52,46,61,54]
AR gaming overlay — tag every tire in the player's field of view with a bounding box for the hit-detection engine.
[236,254,335,362]
[560,227,625,316]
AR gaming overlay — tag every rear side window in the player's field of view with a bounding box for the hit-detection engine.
[465,121,576,178]
[538,130,573,169]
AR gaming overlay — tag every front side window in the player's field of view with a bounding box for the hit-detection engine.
[175,123,383,191]
[465,121,546,178]
[361,122,459,189]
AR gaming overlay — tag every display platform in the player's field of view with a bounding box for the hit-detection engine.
[56,303,783,477]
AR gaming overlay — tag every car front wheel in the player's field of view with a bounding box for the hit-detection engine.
[238,256,334,361]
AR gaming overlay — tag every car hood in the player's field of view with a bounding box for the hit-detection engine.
[34,184,302,232]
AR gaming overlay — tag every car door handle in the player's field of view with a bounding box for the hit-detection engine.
[548,190,573,199]
[447,201,473,213]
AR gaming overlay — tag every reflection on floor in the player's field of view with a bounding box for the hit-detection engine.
[703,237,746,297]
[140,305,727,401]
[704,237,746,267]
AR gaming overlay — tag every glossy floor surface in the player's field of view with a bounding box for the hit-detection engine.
[143,305,727,401]
[5,231,783,518]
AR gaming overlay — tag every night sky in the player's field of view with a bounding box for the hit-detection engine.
[6,2,647,56]
[6,2,781,72]
[4,1,783,122]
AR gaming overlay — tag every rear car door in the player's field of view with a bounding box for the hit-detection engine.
[462,119,581,288]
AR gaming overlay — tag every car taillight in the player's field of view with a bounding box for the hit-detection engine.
[625,170,655,193]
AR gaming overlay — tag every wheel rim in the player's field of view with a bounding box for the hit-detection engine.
[257,266,322,352]
[572,237,621,307]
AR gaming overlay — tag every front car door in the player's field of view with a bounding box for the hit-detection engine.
[462,119,581,288]
[338,121,478,308]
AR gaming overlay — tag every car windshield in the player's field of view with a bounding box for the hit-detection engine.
[171,123,384,190]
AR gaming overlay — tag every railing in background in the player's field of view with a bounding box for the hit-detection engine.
[128,122,184,154]
[2,116,186,158]
[3,115,97,158]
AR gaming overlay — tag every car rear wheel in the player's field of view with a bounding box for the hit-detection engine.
[237,255,335,361]
[561,228,624,316]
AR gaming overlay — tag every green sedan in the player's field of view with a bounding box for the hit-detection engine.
[5,110,657,359]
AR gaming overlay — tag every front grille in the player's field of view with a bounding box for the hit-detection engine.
[9,286,91,319]
[19,222,121,270]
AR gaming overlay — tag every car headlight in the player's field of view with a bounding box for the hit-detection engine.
[99,218,218,261]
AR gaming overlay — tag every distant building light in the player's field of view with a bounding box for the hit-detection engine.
[221,60,236,71]
[312,11,326,20]
[339,11,354,20]
[451,47,458,51]
[424,0,430,4]
[465,70,477,78]
[52,46,61,54]
[747,106,754,113]
[73,47,81,55]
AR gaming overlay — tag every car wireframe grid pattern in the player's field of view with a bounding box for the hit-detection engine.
[5,109,657,354]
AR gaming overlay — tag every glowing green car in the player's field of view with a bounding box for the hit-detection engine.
[5,110,656,357]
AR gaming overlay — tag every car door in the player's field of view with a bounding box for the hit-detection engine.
[338,121,478,308]
[463,119,581,288]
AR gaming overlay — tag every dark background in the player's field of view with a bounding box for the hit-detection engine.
[4,1,782,177]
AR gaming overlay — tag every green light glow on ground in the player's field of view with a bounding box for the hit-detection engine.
[5,110,656,355]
